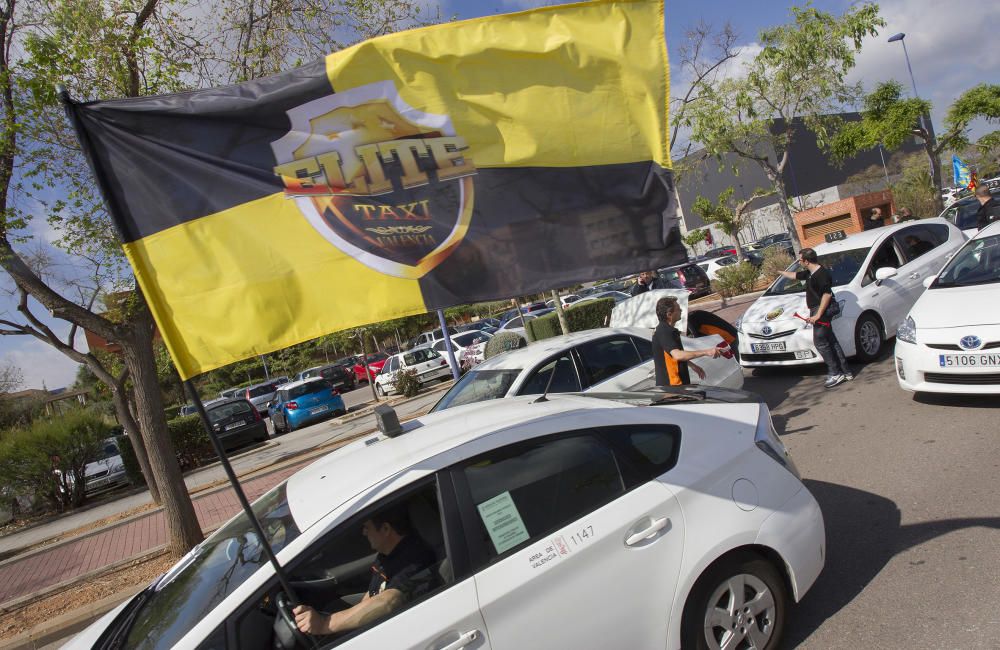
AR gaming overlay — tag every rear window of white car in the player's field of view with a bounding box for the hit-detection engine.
[431,369,521,412]
[404,348,439,365]
[207,400,255,423]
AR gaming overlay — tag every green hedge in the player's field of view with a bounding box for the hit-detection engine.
[484,331,528,360]
[525,298,615,342]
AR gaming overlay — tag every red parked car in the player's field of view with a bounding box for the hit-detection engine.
[353,352,389,383]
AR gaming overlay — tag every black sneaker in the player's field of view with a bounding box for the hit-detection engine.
[824,374,846,388]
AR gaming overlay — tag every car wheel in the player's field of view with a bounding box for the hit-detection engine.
[854,312,884,362]
[682,553,787,650]
[375,383,385,398]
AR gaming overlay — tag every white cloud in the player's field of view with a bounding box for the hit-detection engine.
[849,0,1000,139]
[2,336,84,391]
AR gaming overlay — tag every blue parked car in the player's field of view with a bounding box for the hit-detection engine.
[267,377,346,434]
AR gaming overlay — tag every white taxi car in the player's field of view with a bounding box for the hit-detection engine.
[895,222,1000,393]
[67,390,823,650]
[430,327,742,413]
[737,220,965,367]
[374,348,452,397]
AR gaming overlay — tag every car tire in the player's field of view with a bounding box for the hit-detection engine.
[854,312,884,362]
[681,552,788,650]
[375,383,385,398]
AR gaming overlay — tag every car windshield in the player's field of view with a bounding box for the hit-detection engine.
[287,380,328,399]
[246,383,277,398]
[765,247,869,295]
[122,483,301,650]
[430,369,521,412]
[94,441,120,461]
[366,353,387,363]
[934,234,1000,287]
[206,401,255,423]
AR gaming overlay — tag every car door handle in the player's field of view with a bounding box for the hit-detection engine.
[434,629,480,650]
[625,517,670,546]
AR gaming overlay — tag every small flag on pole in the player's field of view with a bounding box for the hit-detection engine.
[952,155,976,190]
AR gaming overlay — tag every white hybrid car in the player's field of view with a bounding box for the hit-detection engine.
[737,219,966,367]
[895,222,1000,394]
[67,390,823,650]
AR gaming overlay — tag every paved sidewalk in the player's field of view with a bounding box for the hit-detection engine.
[0,460,303,609]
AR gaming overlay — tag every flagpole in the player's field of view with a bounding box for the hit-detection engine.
[183,380,300,604]
[437,309,460,380]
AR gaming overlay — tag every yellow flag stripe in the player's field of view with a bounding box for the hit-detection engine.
[324,0,669,170]
[125,193,428,379]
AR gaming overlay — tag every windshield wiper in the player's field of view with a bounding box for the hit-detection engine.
[99,585,156,649]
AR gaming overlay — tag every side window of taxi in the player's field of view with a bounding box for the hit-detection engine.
[457,434,624,563]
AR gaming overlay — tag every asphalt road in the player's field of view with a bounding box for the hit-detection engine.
[747,351,1000,648]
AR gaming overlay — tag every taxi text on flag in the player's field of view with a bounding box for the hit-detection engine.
[65,0,683,379]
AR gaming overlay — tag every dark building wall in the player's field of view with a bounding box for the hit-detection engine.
[675,112,923,230]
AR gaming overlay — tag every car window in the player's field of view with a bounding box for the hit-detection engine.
[404,348,438,365]
[863,238,904,286]
[288,380,327,399]
[237,482,450,649]
[432,340,446,352]
[385,356,399,373]
[575,337,641,385]
[453,331,489,347]
[619,427,681,485]
[247,383,278,398]
[895,225,945,262]
[367,353,387,363]
[123,483,301,650]
[206,400,255,423]
[459,434,623,562]
[942,198,981,230]
[766,247,869,295]
[630,336,653,361]
[430,369,521,412]
[517,354,582,394]
[935,233,1000,288]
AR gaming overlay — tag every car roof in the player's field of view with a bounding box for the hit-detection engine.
[279,376,328,390]
[971,220,1000,239]
[812,218,955,255]
[284,394,645,531]
[472,327,651,371]
[206,397,253,408]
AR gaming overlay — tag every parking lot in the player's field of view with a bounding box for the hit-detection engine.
[744,353,1000,647]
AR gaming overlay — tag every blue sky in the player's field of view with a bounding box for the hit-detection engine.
[3,0,998,391]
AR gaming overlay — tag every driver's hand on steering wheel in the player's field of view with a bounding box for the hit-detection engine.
[293,605,327,635]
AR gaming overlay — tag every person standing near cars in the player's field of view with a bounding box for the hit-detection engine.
[974,185,1000,229]
[778,248,852,388]
[652,296,720,386]
[630,269,669,296]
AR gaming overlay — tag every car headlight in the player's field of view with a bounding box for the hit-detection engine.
[734,315,744,333]
[897,315,917,344]
[110,462,124,473]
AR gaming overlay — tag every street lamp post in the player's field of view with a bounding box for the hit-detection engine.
[887,32,937,145]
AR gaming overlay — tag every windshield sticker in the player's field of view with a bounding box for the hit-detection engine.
[477,491,530,554]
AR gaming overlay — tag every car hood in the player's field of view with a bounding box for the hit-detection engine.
[741,293,808,326]
[85,456,122,478]
[909,282,1000,328]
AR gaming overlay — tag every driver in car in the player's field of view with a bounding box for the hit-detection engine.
[293,507,438,636]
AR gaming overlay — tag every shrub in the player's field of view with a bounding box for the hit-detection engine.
[712,261,761,299]
[395,368,421,397]
[760,247,794,284]
[0,409,113,512]
[525,298,615,342]
[484,331,528,360]
[168,415,214,471]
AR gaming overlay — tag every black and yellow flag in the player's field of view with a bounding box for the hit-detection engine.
[66,0,683,379]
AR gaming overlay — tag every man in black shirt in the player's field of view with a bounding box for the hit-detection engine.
[974,186,1000,230]
[630,270,670,296]
[651,296,720,386]
[294,506,438,636]
[779,248,852,388]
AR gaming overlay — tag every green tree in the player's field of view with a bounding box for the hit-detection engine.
[833,81,1000,212]
[682,229,708,256]
[684,3,884,253]
[692,187,774,262]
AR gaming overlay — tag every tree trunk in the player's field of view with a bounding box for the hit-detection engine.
[110,385,161,504]
[551,290,570,335]
[122,312,202,557]
[926,141,945,214]
[762,165,802,252]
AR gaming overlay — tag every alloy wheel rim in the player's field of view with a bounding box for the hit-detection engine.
[703,573,776,650]
[860,321,881,355]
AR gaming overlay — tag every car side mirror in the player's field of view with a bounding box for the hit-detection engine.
[874,267,898,282]
[922,276,935,289]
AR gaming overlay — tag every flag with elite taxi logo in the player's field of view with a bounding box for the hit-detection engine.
[65,0,683,379]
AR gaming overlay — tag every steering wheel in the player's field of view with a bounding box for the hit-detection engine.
[274,591,313,649]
